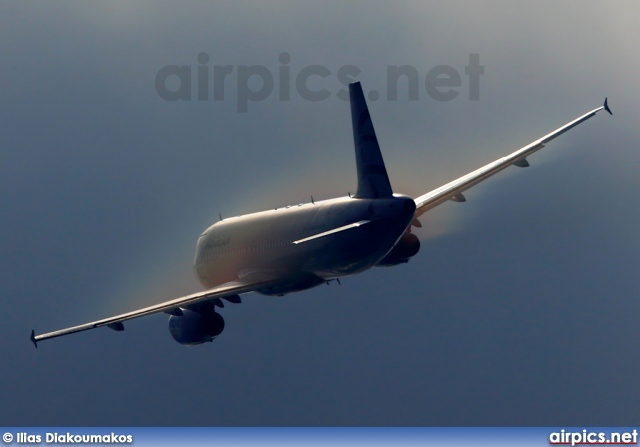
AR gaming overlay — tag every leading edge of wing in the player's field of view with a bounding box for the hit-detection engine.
[413,99,612,217]
[30,277,279,347]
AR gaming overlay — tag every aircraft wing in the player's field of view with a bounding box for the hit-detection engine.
[30,276,279,347]
[413,99,612,218]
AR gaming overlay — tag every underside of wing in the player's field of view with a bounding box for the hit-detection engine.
[413,99,612,218]
[31,275,281,347]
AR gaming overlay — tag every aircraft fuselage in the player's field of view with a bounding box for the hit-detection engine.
[193,194,416,295]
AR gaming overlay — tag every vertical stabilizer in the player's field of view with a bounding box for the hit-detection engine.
[349,82,393,199]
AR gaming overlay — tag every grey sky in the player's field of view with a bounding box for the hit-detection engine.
[1,1,639,425]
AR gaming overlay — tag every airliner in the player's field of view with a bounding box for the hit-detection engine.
[31,82,612,347]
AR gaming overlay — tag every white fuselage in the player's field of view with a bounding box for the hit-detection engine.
[193,194,416,296]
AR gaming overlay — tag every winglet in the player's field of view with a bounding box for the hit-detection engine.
[604,98,612,115]
[30,330,37,349]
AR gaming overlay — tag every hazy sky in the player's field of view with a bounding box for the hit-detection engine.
[2,1,639,425]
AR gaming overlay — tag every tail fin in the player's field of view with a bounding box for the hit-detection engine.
[349,82,393,199]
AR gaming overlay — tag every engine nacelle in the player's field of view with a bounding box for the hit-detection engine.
[168,308,225,345]
[376,231,420,267]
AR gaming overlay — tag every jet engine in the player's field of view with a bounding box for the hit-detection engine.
[376,231,420,267]
[168,308,225,345]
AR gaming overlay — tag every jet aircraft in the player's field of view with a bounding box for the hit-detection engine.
[31,82,612,347]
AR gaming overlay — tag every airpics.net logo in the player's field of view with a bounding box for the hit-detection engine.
[549,429,639,446]
[154,52,484,112]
